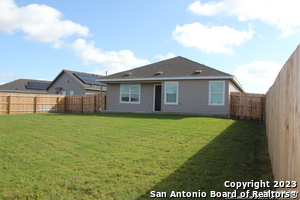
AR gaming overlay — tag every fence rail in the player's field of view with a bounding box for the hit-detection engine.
[0,93,106,114]
[230,92,265,120]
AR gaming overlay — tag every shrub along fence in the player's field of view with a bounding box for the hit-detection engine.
[230,92,266,121]
[0,93,106,114]
[265,45,300,188]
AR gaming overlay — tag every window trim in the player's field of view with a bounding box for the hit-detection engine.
[119,84,141,104]
[164,81,178,105]
[209,81,225,106]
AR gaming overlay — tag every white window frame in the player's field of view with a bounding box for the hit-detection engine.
[69,90,75,95]
[61,91,66,95]
[120,84,141,104]
[164,81,178,105]
[209,81,225,106]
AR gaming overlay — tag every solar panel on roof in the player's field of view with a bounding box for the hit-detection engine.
[73,73,102,85]
[25,81,50,90]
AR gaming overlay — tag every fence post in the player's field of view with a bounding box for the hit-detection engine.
[229,93,236,119]
[34,96,38,113]
[82,96,84,113]
[94,94,97,113]
[230,93,233,118]
[56,97,60,113]
[7,95,11,114]
[64,96,68,113]
[104,94,106,110]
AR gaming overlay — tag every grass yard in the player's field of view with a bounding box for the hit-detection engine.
[0,113,273,199]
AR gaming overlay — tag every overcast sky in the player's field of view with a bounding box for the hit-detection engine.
[1,0,300,93]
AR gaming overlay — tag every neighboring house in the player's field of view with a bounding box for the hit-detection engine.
[46,70,106,95]
[0,79,51,94]
[98,56,245,116]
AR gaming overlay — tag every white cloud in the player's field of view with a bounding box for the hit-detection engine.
[38,78,51,81]
[0,0,148,75]
[188,1,224,16]
[188,0,300,36]
[156,53,176,60]
[0,71,19,85]
[0,72,18,78]
[173,22,253,54]
[0,0,89,43]
[70,39,149,75]
[234,61,282,93]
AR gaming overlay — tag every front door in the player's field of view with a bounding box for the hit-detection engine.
[154,85,162,111]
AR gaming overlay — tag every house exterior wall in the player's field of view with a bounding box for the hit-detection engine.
[106,79,233,116]
[106,83,154,112]
[229,80,242,93]
[47,72,86,95]
[161,80,229,115]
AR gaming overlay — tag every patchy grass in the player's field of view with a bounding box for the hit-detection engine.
[0,113,273,199]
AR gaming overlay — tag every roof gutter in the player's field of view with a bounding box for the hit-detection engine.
[85,87,107,91]
[0,90,48,94]
[97,76,234,82]
[231,76,246,93]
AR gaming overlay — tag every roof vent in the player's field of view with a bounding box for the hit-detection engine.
[124,72,132,76]
[194,70,202,74]
[155,71,163,75]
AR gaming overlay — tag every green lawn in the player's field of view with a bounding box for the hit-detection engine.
[0,113,273,199]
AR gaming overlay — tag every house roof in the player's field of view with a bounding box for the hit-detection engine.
[101,56,231,80]
[98,56,245,92]
[46,69,106,91]
[0,79,51,93]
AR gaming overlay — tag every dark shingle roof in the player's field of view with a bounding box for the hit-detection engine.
[100,56,232,81]
[0,79,51,93]
[98,56,245,92]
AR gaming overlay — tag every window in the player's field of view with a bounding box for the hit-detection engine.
[165,82,178,104]
[120,84,140,103]
[69,90,74,95]
[209,81,225,106]
[61,91,66,95]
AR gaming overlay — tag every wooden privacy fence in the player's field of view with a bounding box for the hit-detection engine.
[230,92,266,120]
[265,45,300,189]
[0,93,106,114]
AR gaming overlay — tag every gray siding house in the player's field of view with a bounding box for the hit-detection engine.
[47,70,106,95]
[99,56,244,116]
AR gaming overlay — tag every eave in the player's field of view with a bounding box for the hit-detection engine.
[97,76,246,93]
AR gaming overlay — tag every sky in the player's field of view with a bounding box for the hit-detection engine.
[1,0,300,93]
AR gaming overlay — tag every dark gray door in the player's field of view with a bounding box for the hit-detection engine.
[154,85,161,111]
